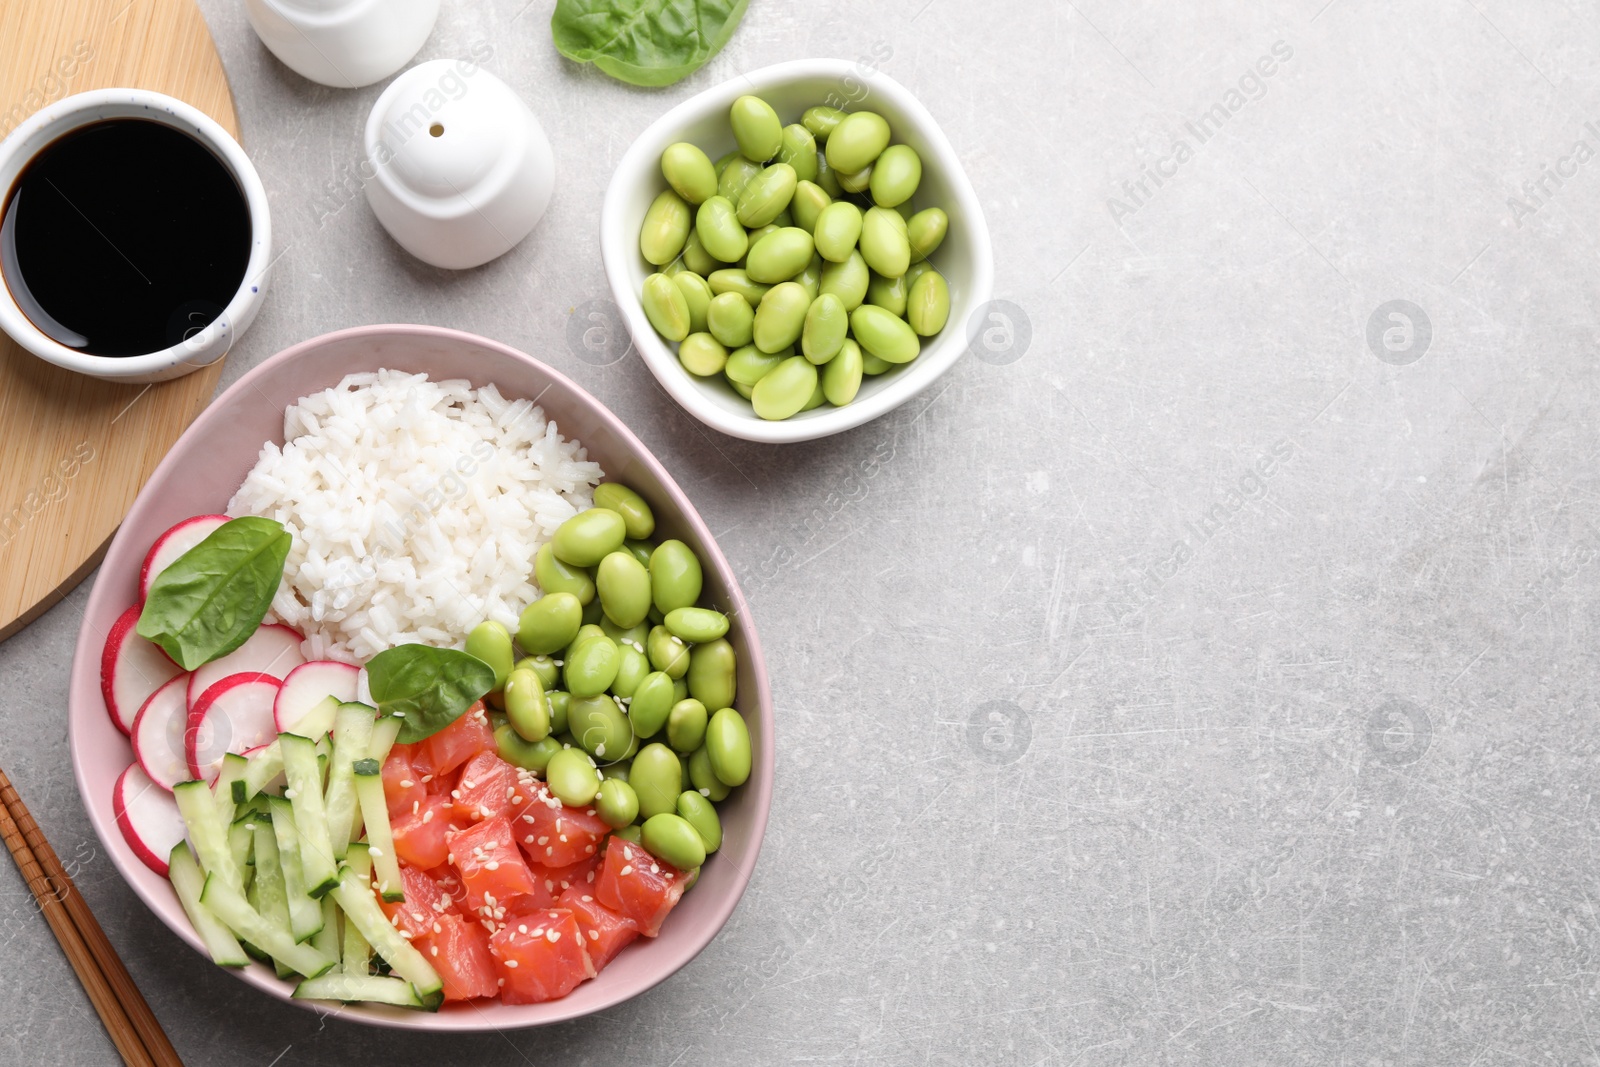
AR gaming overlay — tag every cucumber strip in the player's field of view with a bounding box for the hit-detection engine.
[329,865,443,1011]
[249,819,299,980]
[368,713,402,764]
[280,734,339,897]
[293,973,424,1008]
[324,703,376,860]
[200,874,335,980]
[315,736,332,791]
[167,842,248,968]
[227,818,255,882]
[341,845,373,975]
[174,780,242,893]
[212,753,249,823]
[310,893,341,965]
[295,694,341,741]
[242,740,284,800]
[352,771,403,902]
[265,798,324,944]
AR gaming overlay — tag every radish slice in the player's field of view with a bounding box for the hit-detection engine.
[186,623,305,711]
[113,763,185,876]
[186,672,283,783]
[274,661,361,734]
[131,676,194,791]
[100,604,184,736]
[138,514,230,601]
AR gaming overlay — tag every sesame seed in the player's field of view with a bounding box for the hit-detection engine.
[589,930,599,940]
[620,865,633,876]
[545,846,553,856]
[447,853,455,864]
[369,846,384,857]
[421,774,434,783]
[547,929,561,942]
[450,789,462,799]
[525,835,535,844]
[497,978,505,987]
[545,879,554,892]
[284,788,298,799]
[423,809,434,823]
[586,809,596,817]
[430,946,439,956]
[504,959,518,969]
[651,864,659,874]
[412,800,420,815]
[463,779,476,789]
[537,836,549,845]
[585,845,595,854]
[485,860,500,871]
[699,788,710,797]
[400,779,415,788]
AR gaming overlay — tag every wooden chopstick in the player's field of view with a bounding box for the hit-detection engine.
[0,766,183,1067]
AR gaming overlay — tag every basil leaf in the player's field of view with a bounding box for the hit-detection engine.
[135,517,292,671]
[365,646,496,744]
[551,0,751,88]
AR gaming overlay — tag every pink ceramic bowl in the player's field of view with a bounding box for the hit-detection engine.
[67,324,774,1029]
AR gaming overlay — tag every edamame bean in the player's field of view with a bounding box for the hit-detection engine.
[735,164,797,228]
[661,142,717,204]
[671,272,713,335]
[713,150,739,176]
[718,157,763,205]
[624,540,656,569]
[687,638,738,712]
[631,743,683,819]
[706,292,755,348]
[802,105,847,140]
[504,667,551,741]
[678,332,728,377]
[695,196,748,264]
[707,268,771,305]
[569,693,634,762]
[751,356,818,420]
[518,592,582,655]
[850,304,922,364]
[865,270,908,317]
[723,344,783,386]
[496,726,562,774]
[730,379,754,400]
[901,259,934,294]
[664,606,729,643]
[681,230,719,276]
[802,379,827,411]
[572,623,606,647]
[705,707,751,786]
[790,180,831,232]
[688,745,731,801]
[772,208,794,228]
[795,253,822,301]
[859,206,910,278]
[746,227,815,284]
[595,779,639,829]
[814,150,843,196]
[745,222,781,251]
[820,250,869,310]
[648,539,703,613]
[837,162,874,194]
[639,189,692,266]
[906,207,948,260]
[647,624,692,678]
[641,813,706,870]
[641,272,691,342]
[564,634,620,697]
[802,293,848,364]
[612,643,650,698]
[517,655,561,693]
[676,790,723,852]
[600,758,630,783]
[907,269,951,336]
[596,550,652,629]
[861,351,894,375]
[465,620,515,696]
[547,689,570,735]
[823,337,864,405]
[552,508,627,567]
[813,201,863,263]
[666,698,709,754]
[869,144,922,208]
[601,617,649,651]
[536,542,595,604]
[730,95,782,161]
[825,111,891,173]
[628,670,676,737]
[776,124,818,182]
[581,596,604,626]
[753,282,810,353]
[546,748,600,807]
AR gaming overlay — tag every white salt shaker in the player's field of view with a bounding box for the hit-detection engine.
[245,0,440,89]
[363,59,555,270]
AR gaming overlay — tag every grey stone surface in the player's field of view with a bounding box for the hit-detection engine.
[5,0,1600,1063]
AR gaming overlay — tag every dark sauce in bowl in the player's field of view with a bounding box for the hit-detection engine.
[0,118,251,357]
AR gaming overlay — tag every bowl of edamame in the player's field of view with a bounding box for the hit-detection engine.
[601,58,993,444]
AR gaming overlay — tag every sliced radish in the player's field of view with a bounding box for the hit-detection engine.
[138,514,230,600]
[132,676,194,791]
[100,604,185,736]
[274,660,360,735]
[113,763,185,876]
[186,672,283,783]
[186,623,305,711]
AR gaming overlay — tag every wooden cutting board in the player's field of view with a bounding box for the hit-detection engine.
[0,0,238,640]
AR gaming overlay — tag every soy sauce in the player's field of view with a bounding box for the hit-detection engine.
[0,118,250,357]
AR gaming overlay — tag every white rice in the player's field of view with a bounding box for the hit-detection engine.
[226,369,603,663]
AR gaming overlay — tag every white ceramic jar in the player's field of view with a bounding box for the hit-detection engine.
[245,0,440,89]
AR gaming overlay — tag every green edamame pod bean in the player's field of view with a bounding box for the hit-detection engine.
[518,592,583,655]
[552,508,627,567]
[678,332,728,377]
[907,207,948,260]
[802,105,847,140]
[676,790,722,852]
[776,124,818,182]
[901,259,934,295]
[648,539,703,613]
[790,180,831,233]
[631,744,683,820]
[641,272,691,342]
[813,201,863,263]
[837,162,873,194]
[826,111,891,173]
[730,95,782,161]
[546,748,600,806]
[647,624,692,678]
[713,150,740,176]
[681,230,720,276]
[670,272,712,335]
[688,746,731,801]
[596,550,652,629]
[730,379,754,400]
[536,544,597,604]
[600,758,630,783]
[628,671,676,737]
[661,142,718,204]
[794,253,822,301]
[868,144,922,208]
[612,643,650,699]
[859,206,910,279]
[573,623,605,646]
[753,282,810,353]
[546,689,570,735]
[745,222,780,251]
[672,676,689,703]
[706,292,755,348]
[751,356,819,421]
[814,149,843,196]
[823,337,864,406]
[695,196,748,264]
[601,617,648,651]
[517,654,561,692]
[705,707,751,786]
[581,595,604,625]
[735,164,797,229]
[773,208,794,228]
[907,270,951,336]
[850,304,922,364]
[717,157,762,206]
[687,638,738,712]
[802,379,827,411]
[564,634,620,697]
[666,698,709,754]
[861,351,893,375]
[465,620,515,696]
[745,228,815,284]
[496,726,562,774]
[504,668,551,742]
[865,270,908,317]
[569,693,634,762]
[664,606,729,643]
[802,293,849,364]
[611,825,642,845]
[707,268,771,306]
[641,813,706,870]
[639,189,692,266]
[624,540,656,569]
[595,779,639,829]
[820,250,869,310]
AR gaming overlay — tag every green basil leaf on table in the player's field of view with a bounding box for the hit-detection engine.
[135,517,292,671]
[550,0,751,88]
[366,646,497,744]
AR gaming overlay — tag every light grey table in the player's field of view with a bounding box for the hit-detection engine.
[5,1,1598,1063]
